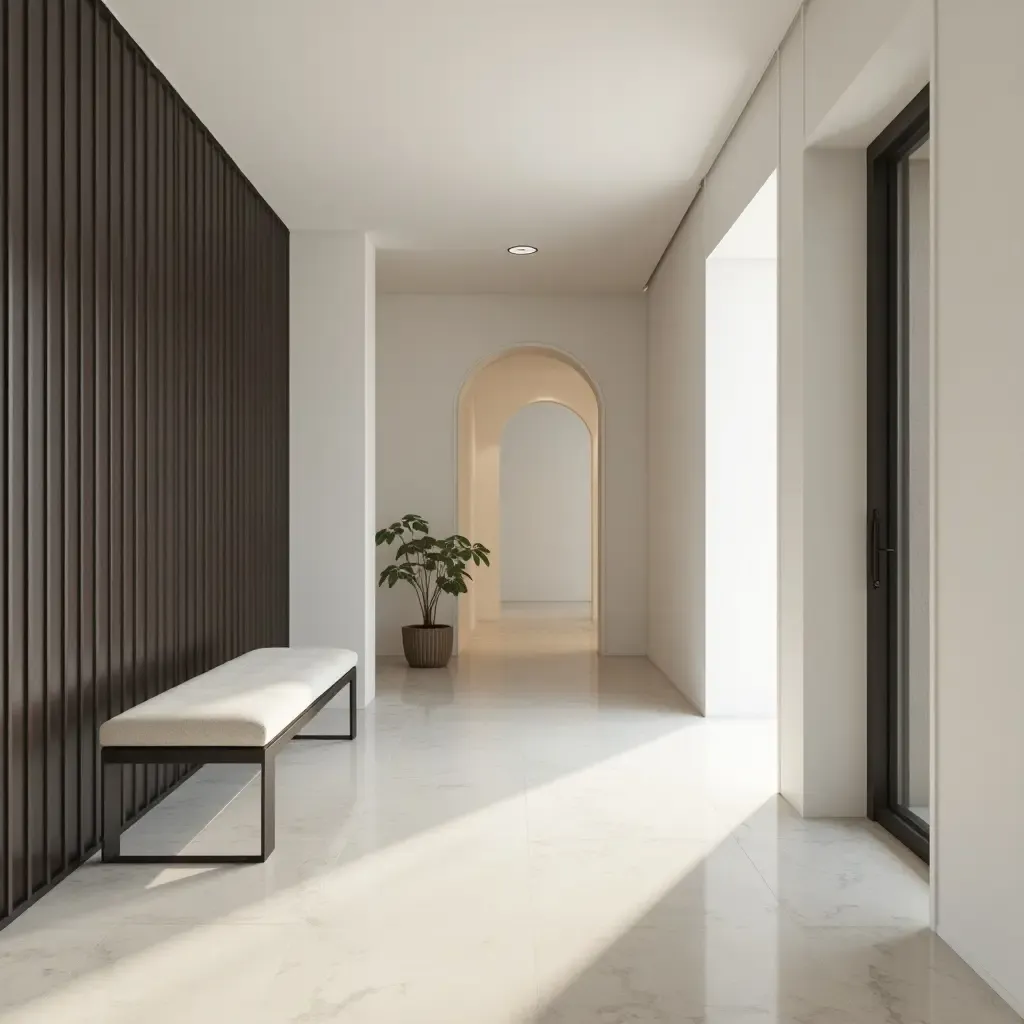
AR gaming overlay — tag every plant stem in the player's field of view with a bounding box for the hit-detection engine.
[399,526,430,623]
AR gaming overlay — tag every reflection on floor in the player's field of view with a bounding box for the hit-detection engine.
[470,601,598,654]
[0,649,1018,1023]
[501,601,593,620]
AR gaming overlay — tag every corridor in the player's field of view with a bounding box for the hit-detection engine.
[468,602,598,655]
[0,651,1013,1023]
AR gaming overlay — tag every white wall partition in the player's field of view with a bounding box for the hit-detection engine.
[705,174,778,718]
[647,50,780,717]
[793,147,867,816]
[934,1,1024,1013]
[776,3,928,819]
[501,403,592,605]
[647,195,708,711]
[290,231,376,707]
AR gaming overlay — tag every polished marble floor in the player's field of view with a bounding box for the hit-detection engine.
[0,624,1018,1023]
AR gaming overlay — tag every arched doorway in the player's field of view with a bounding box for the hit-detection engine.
[456,347,601,653]
[501,402,591,609]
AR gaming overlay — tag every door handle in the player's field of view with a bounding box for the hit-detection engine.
[870,509,895,589]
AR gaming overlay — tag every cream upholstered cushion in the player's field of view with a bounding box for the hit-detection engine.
[99,647,357,748]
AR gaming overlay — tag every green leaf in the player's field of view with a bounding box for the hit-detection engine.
[376,517,488,603]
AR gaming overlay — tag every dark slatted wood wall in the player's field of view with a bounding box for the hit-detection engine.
[1,0,289,930]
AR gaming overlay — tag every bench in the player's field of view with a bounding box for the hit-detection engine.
[99,646,357,865]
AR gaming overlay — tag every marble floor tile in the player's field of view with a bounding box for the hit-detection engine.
[736,826,931,928]
[0,624,1018,1023]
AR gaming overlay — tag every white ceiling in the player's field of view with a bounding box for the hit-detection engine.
[107,0,801,294]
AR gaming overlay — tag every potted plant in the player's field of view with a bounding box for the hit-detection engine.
[376,514,490,668]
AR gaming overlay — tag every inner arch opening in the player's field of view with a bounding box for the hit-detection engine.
[456,347,601,654]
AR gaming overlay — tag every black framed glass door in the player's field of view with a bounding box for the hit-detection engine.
[866,87,930,862]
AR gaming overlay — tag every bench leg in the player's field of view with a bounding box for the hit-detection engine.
[102,759,123,863]
[348,668,358,740]
[101,756,266,865]
[291,669,357,741]
[261,756,276,862]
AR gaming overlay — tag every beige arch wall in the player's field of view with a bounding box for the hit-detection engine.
[457,348,600,650]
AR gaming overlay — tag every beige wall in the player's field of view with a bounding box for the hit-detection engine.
[376,294,646,657]
[457,349,599,647]
[501,404,593,603]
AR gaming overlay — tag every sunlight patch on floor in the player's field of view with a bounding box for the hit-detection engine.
[3,654,1006,1024]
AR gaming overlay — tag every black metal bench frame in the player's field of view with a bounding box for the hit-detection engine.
[101,665,357,865]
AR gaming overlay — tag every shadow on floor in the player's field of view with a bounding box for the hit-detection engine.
[0,657,703,1013]
[530,803,1013,1024]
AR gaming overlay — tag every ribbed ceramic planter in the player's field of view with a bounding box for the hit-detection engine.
[402,625,454,668]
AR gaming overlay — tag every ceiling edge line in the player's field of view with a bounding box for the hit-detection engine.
[644,0,808,292]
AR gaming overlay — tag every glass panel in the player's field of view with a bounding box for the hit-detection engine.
[896,135,930,829]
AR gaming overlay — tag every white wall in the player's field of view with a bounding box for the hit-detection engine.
[647,197,707,711]
[934,0,1024,1013]
[501,403,592,604]
[290,232,376,706]
[777,2,921,818]
[705,256,777,718]
[794,147,867,817]
[647,58,781,718]
[648,0,922,807]
[777,26,806,804]
[776,0,937,819]
[377,294,646,657]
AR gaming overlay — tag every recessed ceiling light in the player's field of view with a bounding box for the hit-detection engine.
[507,245,538,255]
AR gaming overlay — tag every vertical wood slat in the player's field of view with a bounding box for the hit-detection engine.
[44,0,65,883]
[0,0,289,932]
[107,19,121,760]
[77,0,95,854]
[91,3,108,843]
[62,0,81,867]
[8,0,30,909]
[1,0,10,921]
[130,43,144,815]
[120,32,134,819]
[27,0,44,901]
